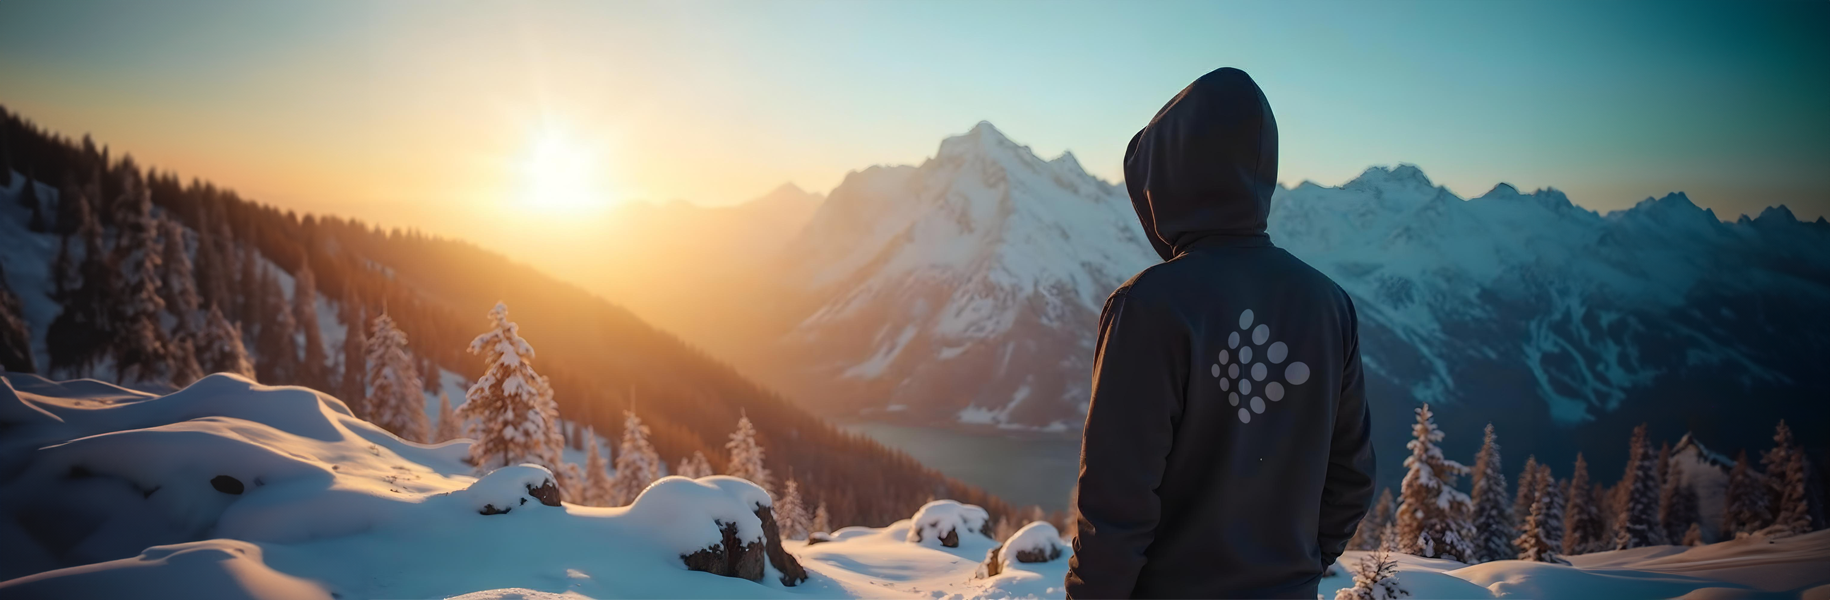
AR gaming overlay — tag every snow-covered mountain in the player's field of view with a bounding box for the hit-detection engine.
[766,122,1156,431]
[754,123,1828,475]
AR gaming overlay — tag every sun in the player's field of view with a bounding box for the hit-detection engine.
[516,129,611,214]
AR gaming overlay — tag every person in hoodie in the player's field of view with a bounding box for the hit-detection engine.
[1065,67,1377,599]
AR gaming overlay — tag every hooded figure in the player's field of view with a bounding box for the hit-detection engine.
[1066,68,1376,599]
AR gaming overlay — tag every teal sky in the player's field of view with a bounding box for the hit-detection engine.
[1,0,1825,238]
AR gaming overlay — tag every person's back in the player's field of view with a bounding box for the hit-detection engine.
[1065,67,1376,599]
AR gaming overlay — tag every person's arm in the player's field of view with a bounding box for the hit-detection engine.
[1317,295,1376,567]
[1066,287,1185,599]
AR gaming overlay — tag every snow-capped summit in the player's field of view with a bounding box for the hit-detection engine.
[769,123,1155,429]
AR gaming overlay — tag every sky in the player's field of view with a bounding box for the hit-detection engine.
[2,0,1826,257]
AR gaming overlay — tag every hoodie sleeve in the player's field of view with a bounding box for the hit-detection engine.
[1066,287,1186,599]
[1317,295,1376,567]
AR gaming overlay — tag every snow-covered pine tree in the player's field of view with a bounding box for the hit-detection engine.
[158,218,199,332]
[609,410,662,505]
[1468,424,1514,563]
[193,305,254,378]
[1761,451,1812,537]
[993,516,1016,542]
[1349,488,1397,551]
[1563,453,1606,555]
[0,262,35,373]
[1760,421,1803,531]
[1721,450,1772,538]
[1614,423,1664,549]
[1659,469,1701,543]
[1514,466,1569,564]
[726,410,774,493]
[812,501,832,534]
[1336,531,1408,600]
[363,312,428,442]
[775,478,811,540]
[293,263,326,389]
[46,184,115,379]
[1513,455,1540,525]
[110,175,170,385]
[432,391,465,443]
[1543,469,1566,551]
[582,428,613,506]
[338,293,367,417]
[254,267,299,384]
[1654,441,1672,509]
[1394,404,1475,562]
[675,450,715,479]
[457,303,567,487]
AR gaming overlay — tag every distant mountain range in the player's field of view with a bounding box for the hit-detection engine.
[672,122,1827,484]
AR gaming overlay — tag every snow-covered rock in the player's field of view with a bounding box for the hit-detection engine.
[1002,522,1066,564]
[906,499,993,548]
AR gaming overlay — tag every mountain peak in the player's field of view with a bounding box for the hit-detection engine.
[1754,205,1797,224]
[1346,164,1438,191]
[937,121,1021,160]
[1050,150,1084,173]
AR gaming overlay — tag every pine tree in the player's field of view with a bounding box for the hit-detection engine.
[725,411,774,494]
[364,312,427,442]
[1563,453,1605,555]
[432,391,464,443]
[1514,466,1569,564]
[1614,424,1664,549]
[193,305,254,378]
[775,478,811,540]
[1659,469,1701,544]
[1542,469,1566,552]
[812,501,832,534]
[158,218,199,331]
[1336,529,1408,600]
[609,410,662,505]
[457,303,566,486]
[1468,424,1514,563]
[1350,488,1397,551]
[111,175,170,385]
[1512,455,1540,527]
[254,267,299,384]
[1762,451,1812,537]
[0,262,36,373]
[1394,404,1475,562]
[1682,522,1702,546]
[582,429,613,506]
[1721,450,1772,538]
[338,294,367,417]
[293,263,326,389]
[675,450,715,479]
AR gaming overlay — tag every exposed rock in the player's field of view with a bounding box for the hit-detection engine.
[978,544,1004,578]
[210,475,244,495]
[681,520,765,581]
[805,532,832,546]
[939,528,960,548]
[754,505,808,586]
[525,479,561,506]
[1015,544,1062,563]
[478,504,511,515]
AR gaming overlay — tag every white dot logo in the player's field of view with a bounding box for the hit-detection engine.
[1209,309,1310,424]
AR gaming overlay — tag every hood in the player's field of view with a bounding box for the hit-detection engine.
[1124,67,1279,261]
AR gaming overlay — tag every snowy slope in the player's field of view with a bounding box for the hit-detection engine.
[750,130,1827,477]
[3,373,1825,599]
[769,123,1156,430]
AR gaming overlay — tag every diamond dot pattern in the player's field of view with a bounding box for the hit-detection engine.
[1210,309,1310,424]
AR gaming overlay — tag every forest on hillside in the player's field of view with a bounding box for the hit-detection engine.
[0,106,1023,529]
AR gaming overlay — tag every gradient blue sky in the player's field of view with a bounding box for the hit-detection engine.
[2,0,1825,247]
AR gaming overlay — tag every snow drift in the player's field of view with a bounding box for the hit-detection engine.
[3,372,1826,599]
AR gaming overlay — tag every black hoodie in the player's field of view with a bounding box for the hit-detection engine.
[1065,68,1376,599]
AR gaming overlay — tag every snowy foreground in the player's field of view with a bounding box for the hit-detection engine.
[2,374,1827,599]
